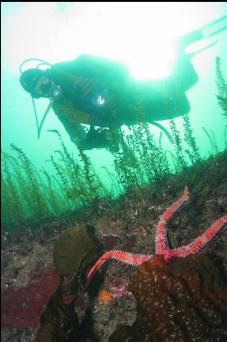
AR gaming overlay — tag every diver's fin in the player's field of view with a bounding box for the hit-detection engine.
[187,39,218,59]
[202,24,227,40]
[200,15,227,39]
[179,15,227,51]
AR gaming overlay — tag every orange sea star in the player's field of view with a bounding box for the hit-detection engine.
[87,186,227,284]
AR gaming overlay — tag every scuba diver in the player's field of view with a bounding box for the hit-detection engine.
[20,15,227,152]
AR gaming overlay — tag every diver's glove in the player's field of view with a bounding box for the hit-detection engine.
[82,127,119,152]
[76,125,88,141]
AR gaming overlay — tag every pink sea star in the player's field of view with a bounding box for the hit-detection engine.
[87,186,227,284]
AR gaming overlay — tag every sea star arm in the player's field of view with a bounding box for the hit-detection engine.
[155,186,190,255]
[86,250,151,285]
[163,215,227,260]
[86,188,225,286]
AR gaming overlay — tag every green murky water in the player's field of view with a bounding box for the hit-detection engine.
[1,2,227,231]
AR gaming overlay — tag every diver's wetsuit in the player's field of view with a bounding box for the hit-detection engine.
[19,14,226,150]
[135,53,198,121]
[46,52,198,148]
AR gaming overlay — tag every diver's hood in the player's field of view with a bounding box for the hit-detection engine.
[20,68,45,95]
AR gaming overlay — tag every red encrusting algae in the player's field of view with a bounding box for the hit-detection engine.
[2,268,59,328]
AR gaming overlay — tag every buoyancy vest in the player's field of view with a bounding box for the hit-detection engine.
[49,56,141,128]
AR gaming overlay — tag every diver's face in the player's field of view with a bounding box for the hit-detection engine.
[33,75,55,98]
